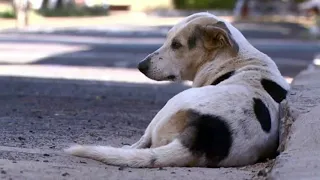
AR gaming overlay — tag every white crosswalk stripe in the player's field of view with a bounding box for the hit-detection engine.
[0,33,310,85]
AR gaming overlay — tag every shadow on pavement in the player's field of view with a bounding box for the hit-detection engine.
[0,75,189,152]
[23,43,313,78]
[28,45,152,68]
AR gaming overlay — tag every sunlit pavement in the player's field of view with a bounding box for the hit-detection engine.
[0,29,318,79]
[0,64,294,85]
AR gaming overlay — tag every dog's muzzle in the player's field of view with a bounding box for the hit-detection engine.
[138,56,151,74]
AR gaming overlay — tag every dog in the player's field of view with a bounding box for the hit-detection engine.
[65,12,290,168]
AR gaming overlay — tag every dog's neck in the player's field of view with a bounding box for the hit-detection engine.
[192,48,279,87]
[192,52,237,87]
[191,23,282,88]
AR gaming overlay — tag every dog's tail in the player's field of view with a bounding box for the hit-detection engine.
[64,139,195,167]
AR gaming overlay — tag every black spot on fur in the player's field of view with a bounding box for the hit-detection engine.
[253,98,271,132]
[261,79,287,103]
[188,34,197,49]
[211,71,235,85]
[180,110,232,165]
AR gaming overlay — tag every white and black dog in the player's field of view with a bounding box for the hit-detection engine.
[65,12,290,168]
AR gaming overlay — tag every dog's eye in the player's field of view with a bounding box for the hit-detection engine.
[171,40,182,50]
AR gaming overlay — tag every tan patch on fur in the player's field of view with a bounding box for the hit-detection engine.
[181,25,221,80]
[181,21,237,81]
[142,14,238,82]
[151,110,189,148]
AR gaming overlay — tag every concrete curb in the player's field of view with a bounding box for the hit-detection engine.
[268,68,320,179]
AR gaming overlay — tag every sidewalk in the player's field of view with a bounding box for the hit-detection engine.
[0,12,196,30]
[268,67,320,179]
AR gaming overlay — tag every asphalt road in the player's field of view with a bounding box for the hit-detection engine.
[0,22,319,77]
[0,22,319,179]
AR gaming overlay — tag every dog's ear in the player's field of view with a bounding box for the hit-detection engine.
[197,21,239,55]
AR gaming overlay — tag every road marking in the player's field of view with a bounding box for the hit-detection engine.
[0,43,89,51]
[0,42,310,68]
[1,34,318,47]
[0,34,164,45]
[0,51,145,64]
[0,47,92,64]
[0,64,292,84]
[0,64,175,85]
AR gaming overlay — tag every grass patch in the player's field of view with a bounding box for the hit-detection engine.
[0,9,15,18]
[173,0,235,10]
[36,5,109,17]
[0,2,109,18]
[0,3,15,18]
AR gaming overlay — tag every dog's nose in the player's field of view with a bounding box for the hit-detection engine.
[138,57,150,74]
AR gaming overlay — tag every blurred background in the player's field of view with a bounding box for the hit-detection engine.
[0,0,319,83]
[0,1,319,176]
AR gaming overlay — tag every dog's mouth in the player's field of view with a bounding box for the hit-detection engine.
[166,75,176,81]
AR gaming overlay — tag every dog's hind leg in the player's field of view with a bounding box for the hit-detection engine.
[123,119,156,149]
[124,108,170,149]
[125,134,151,149]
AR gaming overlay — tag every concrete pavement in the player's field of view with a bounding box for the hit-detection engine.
[268,68,320,180]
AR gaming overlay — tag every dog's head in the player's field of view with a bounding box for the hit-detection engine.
[138,12,239,81]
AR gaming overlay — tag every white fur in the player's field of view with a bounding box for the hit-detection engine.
[65,139,196,167]
[65,12,290,168]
